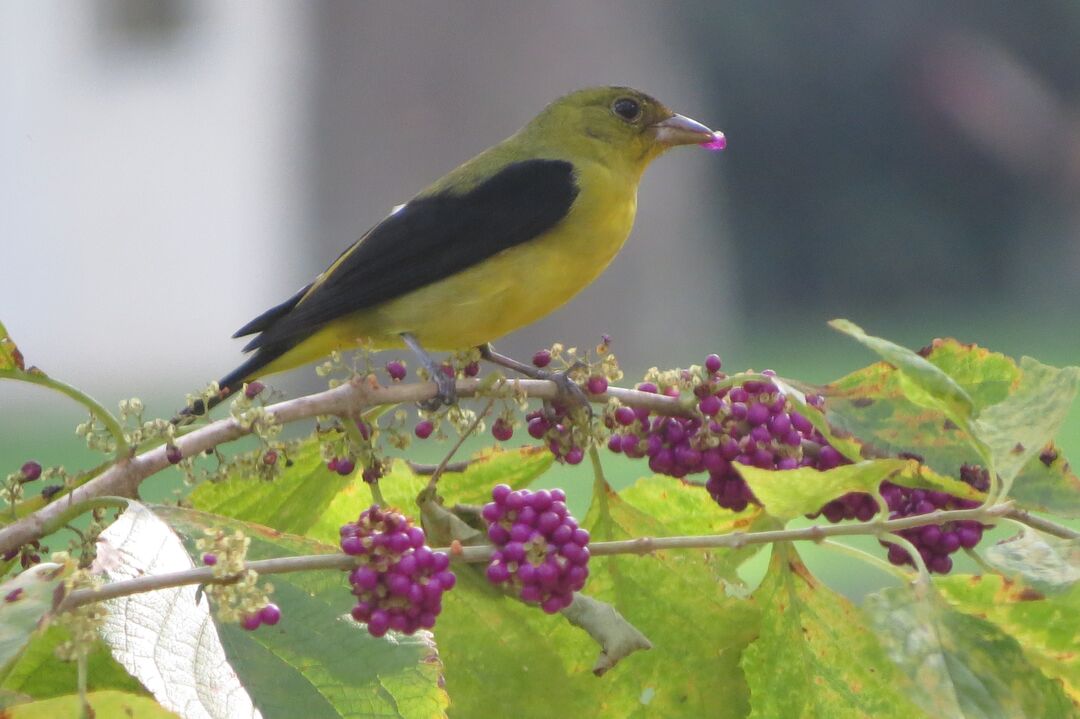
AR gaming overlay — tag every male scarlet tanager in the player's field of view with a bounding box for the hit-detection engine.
[195,86,724,413]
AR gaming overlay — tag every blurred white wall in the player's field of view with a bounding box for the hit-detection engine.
[1,1,734,415]
[1,1,312,406]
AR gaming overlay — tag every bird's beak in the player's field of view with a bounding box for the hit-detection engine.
[651,113,725,149]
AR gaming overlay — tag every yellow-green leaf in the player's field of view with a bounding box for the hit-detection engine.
[0,320,25,372]
[829,320,976,433]
[975,356,1080,494]
[741,544,925,718]
[937,573,1080,705]
[864,583,1075,718]
[5,690,177,718]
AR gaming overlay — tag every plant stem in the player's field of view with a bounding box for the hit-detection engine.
[1003,506,1080,539]
[62,501,1014,611]
[0,370,129,458]
[426,398,493,492]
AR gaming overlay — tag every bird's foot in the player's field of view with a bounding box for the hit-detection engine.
[402,332,458,411]
[480,345,593,420]
[537,361,593,420]
[420,367,458,412]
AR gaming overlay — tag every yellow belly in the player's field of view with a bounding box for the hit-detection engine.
[258,161,637,376]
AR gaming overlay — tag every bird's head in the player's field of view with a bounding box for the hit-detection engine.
[526,86,724,173]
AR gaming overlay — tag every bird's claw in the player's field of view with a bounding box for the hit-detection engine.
[539,362,593,420]
[420,370,458,411]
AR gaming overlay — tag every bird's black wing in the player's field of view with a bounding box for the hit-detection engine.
[240,159,578,354]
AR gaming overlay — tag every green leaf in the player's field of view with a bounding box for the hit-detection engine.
[829,320,976,432]
[5,690,177,718]
[427,475,761,718]
[0,625,145,701]
[0,564,65,677]
[822,338,1080,517]
[975,356,1080,494]
[99,502,449,718]
[736,459,982,523]
[159,506,450,719]
[982,527,1080,593]
[1007,447,1080,517]
[737,460,904,522]
[863,584,1076,718]
[0,320,25,372]
[430,446,554,506]
[937,573,1080,706]
[189,436,354,536]
[305,447,552,546]
[740,544,925,718]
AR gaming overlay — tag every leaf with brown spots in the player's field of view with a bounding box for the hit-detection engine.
[0,321,25,373]
[0,565,66,681]
[865,582,1076,717]
[820,336,1080,516]
[741,544,924,719]
[937,573,1080,706]
[983,527,1080,593]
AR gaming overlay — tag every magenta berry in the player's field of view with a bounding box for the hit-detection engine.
[20,461,41,482]
[532,349,552,368]
[586,376,608,394]
[241,614,262,631]
[705,354,722,374]
[263,450,278,466]
[244,381,265,399]
[492,418,514,442]
[414,420,434,439]
[336,458,356,476]
[340,505,454,637]
[165,445,182,465]
[202,553,217,566]
[483,486,587,611]
[385,360,407,381]
[258,603,281,626]
[464,361,480,377]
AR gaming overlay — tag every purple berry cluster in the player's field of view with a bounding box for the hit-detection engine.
[340,505,455,637]
[241,603,282,631]
[878,463,990,574]
[525,405,586,465]
[482,485,589,613]
[607,359,843,512]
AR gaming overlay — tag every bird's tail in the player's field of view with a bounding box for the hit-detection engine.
[171,349,278,425]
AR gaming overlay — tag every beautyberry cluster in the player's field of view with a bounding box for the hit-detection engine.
[525,404,586,465]
[340,505,455,637]
[878,463,990,574]
[240,603,282,631]
[607,359,843,512]
[483,485,589,613]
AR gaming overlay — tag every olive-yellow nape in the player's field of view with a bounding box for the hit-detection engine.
[197,86,723,413]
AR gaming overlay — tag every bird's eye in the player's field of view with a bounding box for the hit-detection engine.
[612,98,642,122]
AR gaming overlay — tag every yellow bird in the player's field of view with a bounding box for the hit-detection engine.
[198,86,723,412]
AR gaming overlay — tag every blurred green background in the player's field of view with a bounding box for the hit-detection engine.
[3,1,1078,597]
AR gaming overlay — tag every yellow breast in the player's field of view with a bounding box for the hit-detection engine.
[256,160,639,375]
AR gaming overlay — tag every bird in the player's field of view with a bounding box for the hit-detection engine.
[188,86,724,416]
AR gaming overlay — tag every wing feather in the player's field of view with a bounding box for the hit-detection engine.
[241,159,578,353]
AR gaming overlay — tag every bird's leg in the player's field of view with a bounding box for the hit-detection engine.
[401,333,456,410]
[479,344,592,419]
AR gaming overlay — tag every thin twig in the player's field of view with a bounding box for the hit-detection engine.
[1003,506,1080,540]
[406,460,472,475]
[426,398,495,492]
[0,377,608,556]
[63,501,1015,611]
